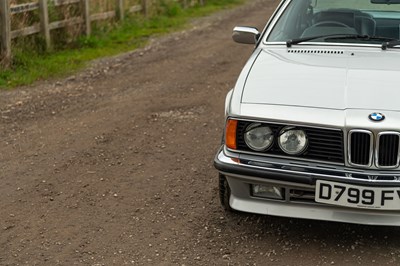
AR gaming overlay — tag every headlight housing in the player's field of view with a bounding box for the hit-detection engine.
[278,127,308,155]
[244,123,274,151]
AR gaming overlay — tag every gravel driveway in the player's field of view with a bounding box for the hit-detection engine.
[1,0,400,265]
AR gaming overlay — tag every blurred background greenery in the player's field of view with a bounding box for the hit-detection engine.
[1,0,244,88]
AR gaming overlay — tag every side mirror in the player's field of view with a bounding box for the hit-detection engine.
[232,26,260,44]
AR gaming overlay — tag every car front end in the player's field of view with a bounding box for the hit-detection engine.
[214,0,400,226]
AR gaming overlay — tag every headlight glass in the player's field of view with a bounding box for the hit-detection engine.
[278,127,308,155]
[244,123,274,151]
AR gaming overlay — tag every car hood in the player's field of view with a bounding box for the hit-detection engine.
[241,47,400,111]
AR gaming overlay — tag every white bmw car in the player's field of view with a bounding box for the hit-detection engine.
[214,0,400,226]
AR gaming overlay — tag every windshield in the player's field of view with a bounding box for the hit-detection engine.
[267,0,400,45]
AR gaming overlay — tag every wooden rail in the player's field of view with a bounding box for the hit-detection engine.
[0,0,205,67]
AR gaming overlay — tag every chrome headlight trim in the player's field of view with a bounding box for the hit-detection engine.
[278,126,308,155]
[244,123,274,152]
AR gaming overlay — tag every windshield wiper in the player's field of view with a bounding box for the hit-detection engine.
[382,40,400,50]
[286,34,397,48]
[326,34,394,41]
[326,35,399,50]
[286,34,351,47]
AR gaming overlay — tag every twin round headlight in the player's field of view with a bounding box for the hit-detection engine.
[244,123,274,151]
[244,123,308,155]
[278,127,308,155]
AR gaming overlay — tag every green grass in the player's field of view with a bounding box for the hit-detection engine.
[0,0,244,88]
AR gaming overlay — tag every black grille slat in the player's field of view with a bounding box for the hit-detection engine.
[378,134,399,167]
[307,156,344,161]
[350,132,371,166]
[307,141,343,147]
[307,134,342,139]
[236,121,344,164]
[289,189,315,203]
[308,146,344,152]
[307,153,343,159]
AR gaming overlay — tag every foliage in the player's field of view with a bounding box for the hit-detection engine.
[0,0,244,88]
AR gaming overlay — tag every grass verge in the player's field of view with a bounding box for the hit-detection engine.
[0,0,244,89]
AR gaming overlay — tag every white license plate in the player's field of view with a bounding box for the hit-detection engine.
[315,180,400,210]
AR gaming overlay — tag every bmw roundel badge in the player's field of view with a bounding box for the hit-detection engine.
[369,112,385,122]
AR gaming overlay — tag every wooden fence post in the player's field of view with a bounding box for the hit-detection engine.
[82,0,91,36]
[141,0,148,17]
[39,0,51,50]
[116,0,124,21]
[0,0,11,67]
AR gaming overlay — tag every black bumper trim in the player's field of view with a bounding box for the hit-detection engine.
[214,155,314,185]
[214,149,400,187]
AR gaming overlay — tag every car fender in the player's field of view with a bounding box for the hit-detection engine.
[225,89,233,117]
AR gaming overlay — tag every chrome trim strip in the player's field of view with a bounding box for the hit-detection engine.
[376,132,400,169]
[218,149,400,184]
[262,0,291,44]
[348,129,374,168]
[227,149,344,166]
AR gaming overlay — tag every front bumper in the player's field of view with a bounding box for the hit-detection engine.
[214,147,400,226]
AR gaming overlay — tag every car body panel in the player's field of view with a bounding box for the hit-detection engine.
[241,47,400,111]
[238,105,400,132]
